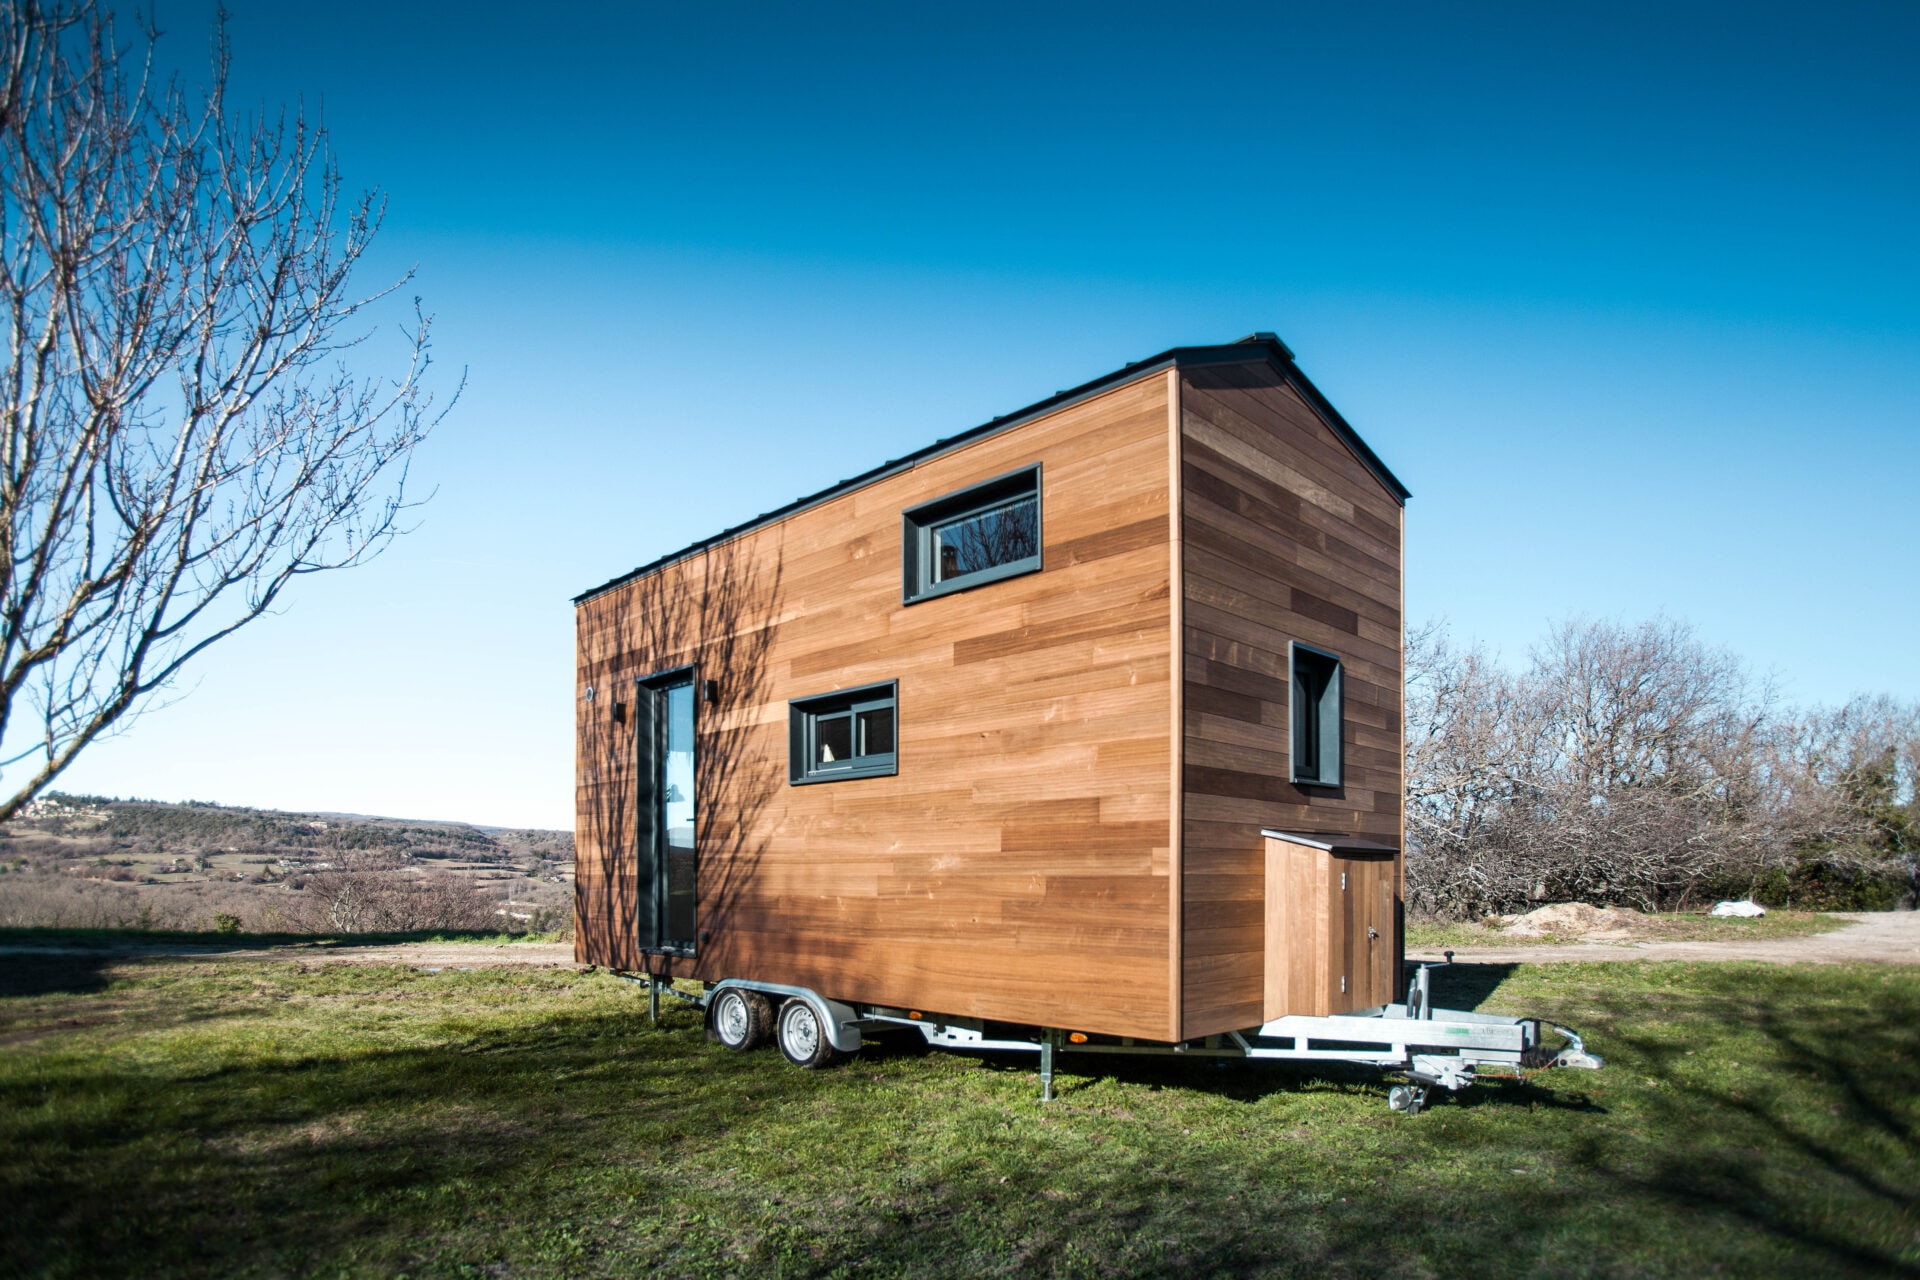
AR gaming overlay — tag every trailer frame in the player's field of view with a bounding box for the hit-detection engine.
[621,956,1603,1112]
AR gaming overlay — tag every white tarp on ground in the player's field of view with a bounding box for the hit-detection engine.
[1710,899,1767,918]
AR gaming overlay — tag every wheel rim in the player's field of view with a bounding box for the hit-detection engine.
[783,1003,820,1059]
[715,992,748,1044]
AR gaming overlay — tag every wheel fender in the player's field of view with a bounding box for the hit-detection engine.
[710,980,862,1053]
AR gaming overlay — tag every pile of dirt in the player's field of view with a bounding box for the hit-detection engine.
[1497,902,1645,939]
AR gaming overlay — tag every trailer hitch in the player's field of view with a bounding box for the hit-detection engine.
[1522,1023,1603,1071]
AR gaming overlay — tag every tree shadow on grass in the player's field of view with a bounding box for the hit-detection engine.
[1427,960,1520,1011]
[1587,967,1920,1279]
[0,949,118,997]
[7,966,1916,1279]
[0,926,565,997]
[3,998,820,1276]
[4,1011,1612,1279]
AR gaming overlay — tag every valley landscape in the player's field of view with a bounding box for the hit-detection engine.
[0,794,574,937]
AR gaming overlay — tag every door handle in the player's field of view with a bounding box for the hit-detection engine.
[1367,926,1379,941]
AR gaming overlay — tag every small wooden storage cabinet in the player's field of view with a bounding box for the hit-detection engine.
[1262,831,1400,1020]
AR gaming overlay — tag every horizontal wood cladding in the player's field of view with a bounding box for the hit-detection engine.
[576,374,1177,1040]
[1179,361,1405,1040]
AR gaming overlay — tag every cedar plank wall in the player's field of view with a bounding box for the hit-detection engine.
[1178,361,1405,1039]
[576,375,1177,1040]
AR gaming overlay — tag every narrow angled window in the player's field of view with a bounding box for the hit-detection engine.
[902,465,1041,603]
[1289,642,1343,787]
[790,682,899,784]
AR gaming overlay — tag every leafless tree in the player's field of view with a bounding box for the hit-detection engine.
[286,857,503,933]
[1766,694,1920,899]
[0,1,450,819]
[1402,620,1535,916]
[936,496,1038,580]
[1405,617,1853,916]
[1407,614,1920,918]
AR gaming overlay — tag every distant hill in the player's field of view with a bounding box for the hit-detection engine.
[8,793,572,864]
[0,794,574,934]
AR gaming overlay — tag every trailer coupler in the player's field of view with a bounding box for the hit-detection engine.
[1528,1024,1602,1071]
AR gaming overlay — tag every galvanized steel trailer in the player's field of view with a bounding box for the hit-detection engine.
[627,956,1603,1115]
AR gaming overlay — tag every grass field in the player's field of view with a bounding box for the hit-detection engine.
[3,951,1917,1279]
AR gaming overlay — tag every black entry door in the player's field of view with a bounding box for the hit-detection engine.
[634,673,697,954]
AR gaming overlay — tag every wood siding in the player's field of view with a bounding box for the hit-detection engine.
[1179,362,1405,1039]
[576,375,1178,1040]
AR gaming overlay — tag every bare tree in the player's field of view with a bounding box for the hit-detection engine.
[1767,694,1920,902]
[1406,614,1920,918]
[0,1,450,819]
[1402,620,1535,916]
[1517,617,1778,910]
[1409,617,1783,915]
[286,854,502,934]
[935,495,1038,580]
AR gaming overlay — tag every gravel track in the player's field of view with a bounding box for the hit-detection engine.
[5,913,1917,970]
[1408,911,1920,966]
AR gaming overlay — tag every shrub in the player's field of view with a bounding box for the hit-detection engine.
[283,865,502,933]
[1753,856,1913,912]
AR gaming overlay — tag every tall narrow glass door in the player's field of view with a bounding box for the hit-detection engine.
[636,673,697,955]
[660,679,697,952]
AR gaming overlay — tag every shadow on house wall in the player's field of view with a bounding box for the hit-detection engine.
[575,537,785,977]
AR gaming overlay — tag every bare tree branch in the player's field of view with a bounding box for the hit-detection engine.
[0,1,455,820]
[1404,616,1915,918]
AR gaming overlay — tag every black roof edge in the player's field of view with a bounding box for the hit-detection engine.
[573,333,1409,605]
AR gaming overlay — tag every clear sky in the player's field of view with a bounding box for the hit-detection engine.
[52,1,1920,829]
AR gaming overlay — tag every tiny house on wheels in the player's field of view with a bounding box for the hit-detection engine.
[574,334,1599,1111]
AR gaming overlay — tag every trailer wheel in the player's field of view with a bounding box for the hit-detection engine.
[708,987,774,1051]
[777,997,847,1069]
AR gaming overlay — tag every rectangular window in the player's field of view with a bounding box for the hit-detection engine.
[1289,642,1343,787]
[790,681,899,784]
[902,465,1041,603]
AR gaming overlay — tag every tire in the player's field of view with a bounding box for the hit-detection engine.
[777,997,848,1069]
[708,987,774,1051]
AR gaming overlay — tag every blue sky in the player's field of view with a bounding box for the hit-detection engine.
[55,1,1920,828]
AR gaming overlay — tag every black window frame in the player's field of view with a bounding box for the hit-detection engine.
[1288,641,1344,788]
[789,680,899,785]
[901,464,1043,605]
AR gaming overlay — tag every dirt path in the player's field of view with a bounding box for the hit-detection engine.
[1407,911,1920,966]
[5,913,1917,971]
[252,941,578,968]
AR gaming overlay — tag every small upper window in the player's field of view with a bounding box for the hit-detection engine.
[1289,642,1343,787]
[790,681,898,784]
[902,465,1041,603]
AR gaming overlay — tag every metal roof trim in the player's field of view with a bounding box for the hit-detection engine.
[1260,830,1402,855]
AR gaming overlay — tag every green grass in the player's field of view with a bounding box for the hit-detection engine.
[2,954,1916,1278]
[1407,909,1851,950]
